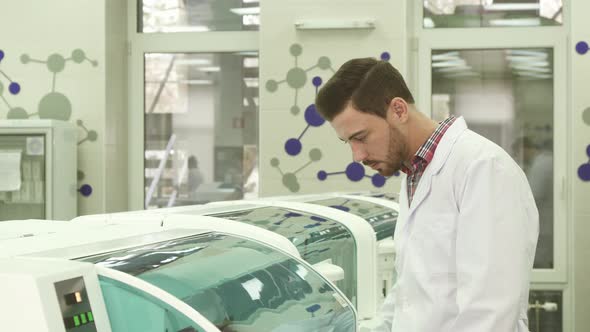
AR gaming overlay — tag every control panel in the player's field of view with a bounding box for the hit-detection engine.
[54,277,97,331]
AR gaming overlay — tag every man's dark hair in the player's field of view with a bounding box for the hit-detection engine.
[315,57,414,121]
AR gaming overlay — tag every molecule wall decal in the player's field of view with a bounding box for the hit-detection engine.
[284,82,326,156]
[0,48,99,196]
[266,44,397,192]
[577,41,590,182]
[270,148,323,193]
[317,162,399,188]
[265,44,335,116]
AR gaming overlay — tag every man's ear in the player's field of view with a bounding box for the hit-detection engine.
[386,97,409,123]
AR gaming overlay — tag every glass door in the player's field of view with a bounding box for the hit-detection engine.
[0,134,46,221]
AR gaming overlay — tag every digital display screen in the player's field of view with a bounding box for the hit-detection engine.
[64,291,83,305]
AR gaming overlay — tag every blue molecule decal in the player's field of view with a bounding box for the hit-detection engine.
[345,162,365,181]
[79,184,93,197]
[380,52,391,61]
[578,144,590,181]
[304,104,325,127]
[578,164,590,181]
[317,170,328,181]
[312,76,323,88]
[8,82,20,94]
[371,173,387,187]
[0,49,23,117]
[285,138,303,156]
[576,41,589,55]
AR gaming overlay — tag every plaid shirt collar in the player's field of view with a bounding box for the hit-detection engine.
[401,116,457,175]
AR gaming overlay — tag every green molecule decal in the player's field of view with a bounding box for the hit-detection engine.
[265,43,335,115]
[10,49,100,146]
[270,148,323,193]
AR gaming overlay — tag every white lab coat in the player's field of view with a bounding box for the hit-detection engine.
[373,117,539,332]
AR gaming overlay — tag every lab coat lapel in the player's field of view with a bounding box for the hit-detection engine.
[406,117,468,220]
[394,118,468,281]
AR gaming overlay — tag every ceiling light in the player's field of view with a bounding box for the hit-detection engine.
[243,77,258,88]
[179,79,213,85]
[509,60,549,67]
[174,58,212,66]
[243,57,259,68]
[230,7,260,15]
[506,50,548,57]
[444,71,480,78]
[294,19,376,30]
[510,65,551,73]
[489,18,541,27]
[158,25,210,32]
[436,65,472,73]
[432,51,460,61]
[197,66,220,72]
[515,71,552,79]
[243,14,260,26]
[506,55,548,63]
[432,59,467,68]
[484,3,540,11]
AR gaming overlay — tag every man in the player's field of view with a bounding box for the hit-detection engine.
[315,58,539,332]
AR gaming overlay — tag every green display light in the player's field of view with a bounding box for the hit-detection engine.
[80,313,87,324]
[87,311,94,322]
[73,316,80,327]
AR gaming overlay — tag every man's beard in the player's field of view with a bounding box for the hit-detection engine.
[379,125,406,176]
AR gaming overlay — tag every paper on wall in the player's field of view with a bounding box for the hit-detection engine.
[0,150,22,192]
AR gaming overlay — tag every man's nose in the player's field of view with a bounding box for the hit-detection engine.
[351,143,367,163]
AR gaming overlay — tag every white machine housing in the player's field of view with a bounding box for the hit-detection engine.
[0,219,357,332]
[262,193,400,299]
[96,200,378,321]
